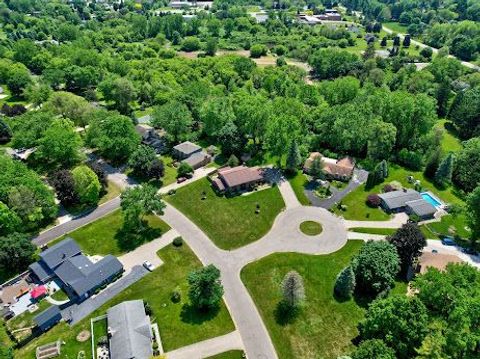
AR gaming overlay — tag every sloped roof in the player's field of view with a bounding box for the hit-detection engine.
[34,305,61,329]
[406,199,437,217]
[173,141,201,156]
[107,300,153,359]
[378,189,422,210]
[39,238,81,269]
[183,151,210,167]
[55,255,123,297]
[218,166,264,188]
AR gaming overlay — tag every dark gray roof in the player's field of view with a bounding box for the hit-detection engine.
[55,254,123,297]
[378,189,422,210]
[183,151,210,167]
[29,261,54,282]
[39,238,81,269]
[406,199,437,217]
[107,300,153,359]
[34,305,61,329]
[173,141,201,156]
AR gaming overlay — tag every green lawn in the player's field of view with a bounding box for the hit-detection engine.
[241,240,406,359]
[206,350,245,359]
[50,289,69,302]
[299,221,323,236]
[421,213,470,239]
[166,178,285,249]
[436,120,463,154]
[6,299,52,342]
[162,155,178,186]
[384,22,409,33]
[287,171,311,206]
[51,209,171,256]
[334,164,464,221]
[98,180,122,205]
[14,243,235,358]
[349,227,396,236]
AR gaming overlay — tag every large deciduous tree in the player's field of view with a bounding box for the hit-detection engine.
[152,100,193,143]
[49,169,78,206]
[453,137,480,192]
[358,296,429,359]
[351,240,400,295]
[188,264,224,311]
[466,185,480,245]
[387,222,426,274]
[72,165,101,205]
[0,232,36,275]
[352,339,396,359]
[448,87,480,139]
[128,145,164,180]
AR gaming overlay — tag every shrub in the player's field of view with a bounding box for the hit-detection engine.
[97,336,108,345]
[334,266,356,299]
[173,236,183,247]
[144,301,152,316]
[250,44,267,58]
[171,290,181,303]
[177,162,193,178]
[382,184,394,193]
[366,194,381,208]
[181,37,201,52]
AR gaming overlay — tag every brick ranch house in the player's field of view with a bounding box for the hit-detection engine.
[212,166,264,193]
[303,152,355,181]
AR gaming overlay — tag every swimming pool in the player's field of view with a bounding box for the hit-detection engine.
[421,192,442,207]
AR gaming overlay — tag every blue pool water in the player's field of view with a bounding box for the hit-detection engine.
[421,192,441,207]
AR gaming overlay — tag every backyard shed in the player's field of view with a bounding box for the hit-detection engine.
[34,305,62,332]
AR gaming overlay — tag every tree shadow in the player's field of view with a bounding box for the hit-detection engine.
[180,303,220,325]
[352,290,377,309]
[274,300,300,326]
[115,223,163,252]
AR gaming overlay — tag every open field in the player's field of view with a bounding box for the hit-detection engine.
[241,240,407,359]
[13,243,235,358]
[166,178,285,249]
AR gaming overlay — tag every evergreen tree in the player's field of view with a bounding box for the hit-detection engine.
[424,149,441,179]
[227,154,239,167]
[334,266,356,299]
[286,140,302,173]
[435,153,454,187]
[379,160,388,179]
[380,37,387,47]
[281,271,305,308]
[402,35,411,47]
[188,264,224,310]
[436,81,451,117]
[310,156,324,180]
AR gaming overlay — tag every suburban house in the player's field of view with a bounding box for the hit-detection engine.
[212,166,264,193]
[172,141,211,170]
[34,305,62,332]
[135,124,165,154]
[304,152,355,181]
[378,189,437,219]
[29,238,124,301]
[107,300,153,359]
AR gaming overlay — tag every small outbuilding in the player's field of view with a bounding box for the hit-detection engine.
[34,305,62,332]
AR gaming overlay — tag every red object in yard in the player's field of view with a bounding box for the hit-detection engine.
[30,285,47,300]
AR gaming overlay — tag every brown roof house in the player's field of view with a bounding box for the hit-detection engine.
[172,141,211,170]
[304,152,355,181]
[212,166,264,193]
[135,124,165,154]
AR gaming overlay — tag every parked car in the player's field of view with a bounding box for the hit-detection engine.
[462,247,478,255]
[142,261,155,271]
[177,177,187,184]
[432,249,438,253]
[441,237,456,246]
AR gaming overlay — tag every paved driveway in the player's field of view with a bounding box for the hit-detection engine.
[63,265,148,325]
[305,169,368,209]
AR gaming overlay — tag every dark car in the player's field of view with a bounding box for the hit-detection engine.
[462,247,478,255]
[441,237,456,246]
[177,177,187,184]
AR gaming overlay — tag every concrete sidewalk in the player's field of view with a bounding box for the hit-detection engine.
[166,331,243,359]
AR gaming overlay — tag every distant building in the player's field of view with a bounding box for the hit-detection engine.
[34,305,62,332]
[304,152,355,181]
[29,238,124,301]
[212,166,264,193]
[418,252,462,274]
[107,300,153,359]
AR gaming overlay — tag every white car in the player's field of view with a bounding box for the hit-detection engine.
[142,261,155,271]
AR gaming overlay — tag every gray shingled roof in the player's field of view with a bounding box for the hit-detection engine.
[39,237,81,269]
[55,254,123,297]
[406,199,437,217]
[378,189,422,210]
[34,305,61,329]
[173,141,201,156]
[183,151,210,167]
[29,261,54,282]
[107,300,153,359]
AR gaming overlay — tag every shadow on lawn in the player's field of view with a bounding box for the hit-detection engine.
[180,304,220,325]
[274,300,300,326]
[115,224,163,252]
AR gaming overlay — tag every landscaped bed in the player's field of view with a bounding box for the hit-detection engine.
[166,178,285,249]
[299,221,323,236]
[50,209,171,256]
[241,240,407,359]
[14,243,235,358]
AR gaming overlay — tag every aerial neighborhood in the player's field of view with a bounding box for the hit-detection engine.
[1,0,480,359]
